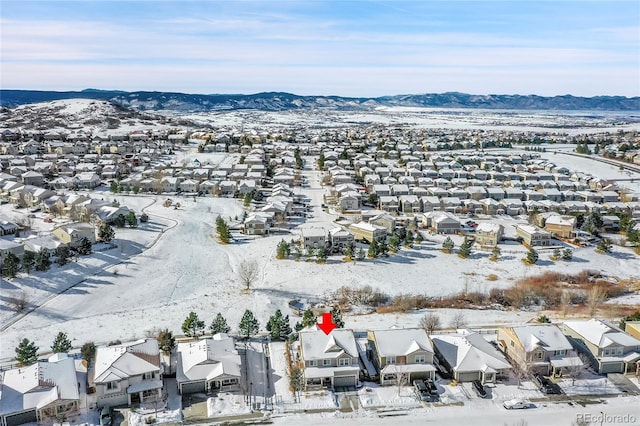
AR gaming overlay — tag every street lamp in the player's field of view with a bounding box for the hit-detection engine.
[600,411,604,426]
[250,382,253,409]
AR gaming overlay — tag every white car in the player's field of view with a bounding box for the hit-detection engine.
[503,399,532,410]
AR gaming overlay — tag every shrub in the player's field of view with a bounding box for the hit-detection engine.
[486,274,499,281]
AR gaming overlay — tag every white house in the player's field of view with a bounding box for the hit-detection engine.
[298,329,360,389]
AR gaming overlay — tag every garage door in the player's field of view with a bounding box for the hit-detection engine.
[6,410,37,426]
[334,375,357,388]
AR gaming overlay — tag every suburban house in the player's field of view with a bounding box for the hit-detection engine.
[515,225,551,247]
[424,211,460,234]
[543,214,577,239]
[328,227,355,253]
[0,239,24,264]
[368,212,396,234]
[298,329,360,389]
[91,338,163,408]
[242,213,271,235]
[474,223,504,248]
[367,328,436,386]
[51,223,97,247]
[625,321,640,340]
[0,353,79,426]
[431,332,511,384]
[497,324,582,376]
[176,334,242,394]
[349,221,387,243]
[561,319,640,375]
[300,227,327,250]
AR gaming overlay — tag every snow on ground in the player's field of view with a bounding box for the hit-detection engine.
[128,408,182,426]
[207,393,251,417]
[556,374,620,396]
[358,383,420,409]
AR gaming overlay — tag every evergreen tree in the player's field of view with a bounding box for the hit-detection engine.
[51,331,72,353]
[2,252,19,278]
[35,248,51,271]
[216,216,232,244]
[330,305,345,328]
[367,239,379,258]
[343,242,354,259]
[55,245,71,266]
[276,239,290,259]
[182,311,205,338]
[414,231,423,244]
[15,338,38,366]
[489,246,501,261]
[80,342,96,364]
[525,247,539,264]
[442,237,454,254]
[113,214,126,228]
[355,248,366,261]
[110,181,119,193]
[561,248,573,261]
[596,238,612,254]
[157,329,176,354]
[458,238,472,259]
[239,309,260,339]
[315,247,327,263]
[244,192,253,207]
[98,224,115,243]
[22,250,35,273]
[266,309,292,340]
[125,211,138,228]
[210,313,231,334]
[552,248,561,260]
[317,152,325,170]
[77,237,93,256]
[388,235,400,252]
[404,230,414,247]
[295,309,317,331]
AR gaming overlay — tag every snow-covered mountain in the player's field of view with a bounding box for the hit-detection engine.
[2,89,638,112]
[0,98,194,132]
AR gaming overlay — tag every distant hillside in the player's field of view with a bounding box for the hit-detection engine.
[1,89,638,112]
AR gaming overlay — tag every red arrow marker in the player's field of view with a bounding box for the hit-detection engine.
[317,312,337,335]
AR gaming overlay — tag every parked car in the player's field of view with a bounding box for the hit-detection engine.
[533,373,562,395]
[472,380,488,398]
[425,378,439,397]
[503,399,533,410]
[100,406,113,426]
[413,379,439,402]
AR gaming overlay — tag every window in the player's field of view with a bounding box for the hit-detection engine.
[323,359,331,366]
[142,372,155,380]
[415,354,426,364]
[535,352,543,360]
[309,360,317,367]
[338,358,351,366]
[555,350,566,356]
[386,356,396,365]
[106,381,118,391]
[510,341,515,347]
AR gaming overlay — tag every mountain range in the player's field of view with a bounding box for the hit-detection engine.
[1,89,638,112]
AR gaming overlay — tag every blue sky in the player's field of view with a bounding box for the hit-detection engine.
[1,1,638,96]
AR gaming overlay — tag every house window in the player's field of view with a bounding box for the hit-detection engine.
[338,358,351,366]
[386,356,396,365]
[535,352,543,360]
[323,359,331,366]
[143,372,155,380]
[510,341,515,347]
[106,381,118,391]
[415,355,426,364]
[556,350,566,356]
[309,360,317,367]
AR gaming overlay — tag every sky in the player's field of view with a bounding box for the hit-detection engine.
[1,1,639,97]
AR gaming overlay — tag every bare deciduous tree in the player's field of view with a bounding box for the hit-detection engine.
[564,354,589,385]
[419,313,441,334]
[394,365,410,396]
[560,291,572,318]
[7,290,29,312]
[449,312,467,329]
[238,259,259,291]
[587,285,606,318]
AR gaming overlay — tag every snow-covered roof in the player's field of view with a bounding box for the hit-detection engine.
[370,328,433,357]
[431,332,511,374]
[0,354,79,416]
[93,339,160,383]
[563,319,640,349]
[475,223,503,234]
[299,329,358,360]
[510,324,573,352]
[177,334,241,383]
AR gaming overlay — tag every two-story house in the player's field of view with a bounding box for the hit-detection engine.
[474,223,504,248]
[562,319,640,375]
[298,329,360,389]
[91,339,163,408]
[431,332,511,384]
[515,225,551,247]
[0,353,79,426]
[367,328,436,385]
[497,324,582,376]
[176,334,241,394]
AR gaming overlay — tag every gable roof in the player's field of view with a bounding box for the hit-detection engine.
[510,324,573,352]
[432,332,511,373]
[371,328,433,357]
[177,334,241,383]
[93,339,160,383]
[299,329,358,360]
[564,319,640,348]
